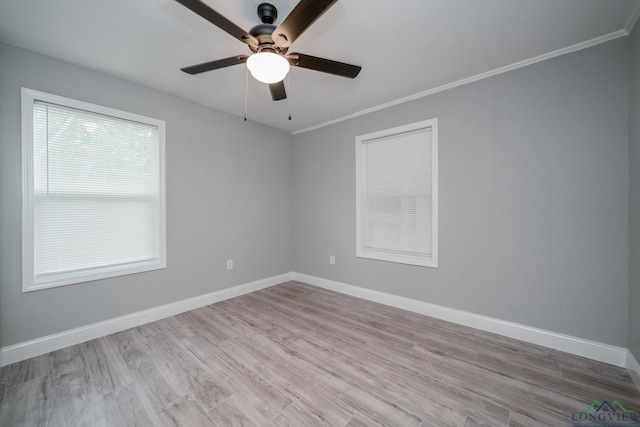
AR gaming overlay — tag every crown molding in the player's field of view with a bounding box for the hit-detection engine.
[293,29,629,135]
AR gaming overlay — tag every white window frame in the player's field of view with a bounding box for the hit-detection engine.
[21,88,167,292]
[355,118,438,268]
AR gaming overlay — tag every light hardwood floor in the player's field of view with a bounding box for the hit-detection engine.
[1,281,638,426]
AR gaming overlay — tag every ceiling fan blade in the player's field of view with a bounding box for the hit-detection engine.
[273,0,338,49]
[175,0,258,47]
[288,53,361,78]
[269,81,287,101]
[181,55,249,75]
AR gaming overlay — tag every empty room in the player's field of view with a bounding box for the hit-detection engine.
[1,0,640,425]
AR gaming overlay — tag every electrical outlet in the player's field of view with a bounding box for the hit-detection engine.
[227,259,233,270]
[330,255,335,265]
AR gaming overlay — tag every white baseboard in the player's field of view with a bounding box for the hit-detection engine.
[627,350,640,391]
[1,272,294,366]
[292,273,629,368]
[1,270,632,372]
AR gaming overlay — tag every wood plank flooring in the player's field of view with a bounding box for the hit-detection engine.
[1,281,638,426]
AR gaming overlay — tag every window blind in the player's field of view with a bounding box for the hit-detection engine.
[356,118,438,268]
[362,128,433,257]
[32,100,161,280]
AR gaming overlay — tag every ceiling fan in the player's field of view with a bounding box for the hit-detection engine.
[175,0,362,101]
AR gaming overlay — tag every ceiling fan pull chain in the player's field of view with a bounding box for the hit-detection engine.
[244,66,249,122]
[287,72,292,121]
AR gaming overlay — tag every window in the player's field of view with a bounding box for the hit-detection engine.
[21,88,166,292]
[355,119,438,267]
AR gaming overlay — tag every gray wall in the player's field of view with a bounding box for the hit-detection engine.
[0,35,634,352]
[292,39,630,346]
[0,43,293,347]
[629,21,640,361]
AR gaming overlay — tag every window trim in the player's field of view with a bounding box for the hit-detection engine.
[21,87,167,292]
[355,118,438,268]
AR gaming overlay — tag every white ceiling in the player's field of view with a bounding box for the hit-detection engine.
[1,0,639,133]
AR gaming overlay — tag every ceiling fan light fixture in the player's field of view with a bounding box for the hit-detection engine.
[247,52,290,84]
